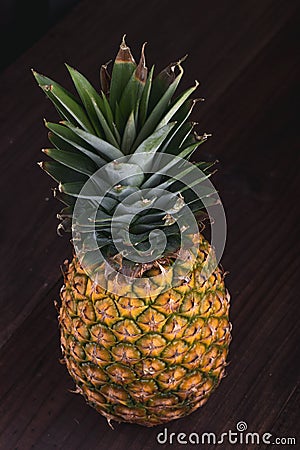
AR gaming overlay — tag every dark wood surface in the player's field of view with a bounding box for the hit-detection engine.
[1,1,299,449]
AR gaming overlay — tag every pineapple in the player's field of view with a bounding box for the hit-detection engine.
[33,37,231,427]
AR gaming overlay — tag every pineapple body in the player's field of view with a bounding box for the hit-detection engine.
[34,38,231,426]
[60,235,231,426]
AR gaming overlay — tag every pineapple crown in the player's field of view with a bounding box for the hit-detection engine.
[33,36,217,271]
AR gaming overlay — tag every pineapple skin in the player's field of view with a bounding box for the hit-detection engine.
[59,235,231,427]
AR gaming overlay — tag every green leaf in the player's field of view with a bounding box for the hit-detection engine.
[115,196,157,216]
[181,184,217,198]
[32,71,78,101]
[66,64,104,137]
[97,196,118,213]
[129,122,176,167]
[48,131,79,153]
[182,129,200,148]
[112,122,121,146]
[53,188,76,206]
[106,185,139,202]
[133,64,184,149]
[129,223,165,235]
[59,181,88,197]
[118,48,147,130]
[63,122,124,161]
[152,161,212,192]
[33,71,94,132]
[157,81,199,129]
[121,111,137,154]
[141,142,201,189]
[166,121,196,152]
[100,62,111,96]
[160,99,195,153]
[139,65,154,127]
[32,71,79,124]
[46,122,106,167]
[43,148,97,176]
[178,170,215,194]
[100,162,144,187]
[133,210,166,225]
[109,36,136,112]
[197,160,218,171]
[148,61,179,112]
[128,224,179,239]
[101,92,120,143]
[92,98,120,148]
[66,65,120,149]
[38,160,88,184]
[114,101,123,133]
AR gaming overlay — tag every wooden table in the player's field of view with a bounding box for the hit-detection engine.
[1,1,299,448]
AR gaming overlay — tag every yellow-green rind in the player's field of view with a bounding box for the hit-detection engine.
[59,235,231,426]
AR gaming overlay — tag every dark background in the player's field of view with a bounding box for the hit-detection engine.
[0,0,80,70]
[0,1,299,449]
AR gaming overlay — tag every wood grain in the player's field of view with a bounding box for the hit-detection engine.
[0,0,299,448]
